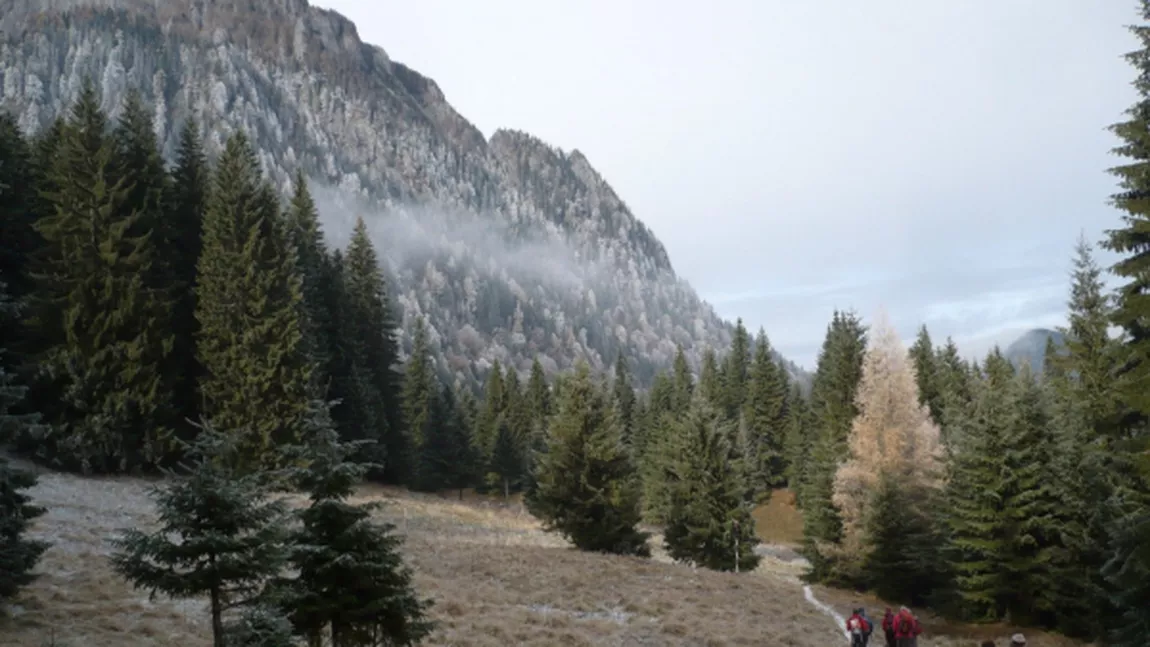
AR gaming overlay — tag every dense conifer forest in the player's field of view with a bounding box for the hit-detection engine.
[2,4,1150,646]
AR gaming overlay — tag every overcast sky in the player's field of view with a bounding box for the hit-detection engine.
[316,0,1138,370]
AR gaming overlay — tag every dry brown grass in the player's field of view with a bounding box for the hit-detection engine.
[0,464,1095,647]
[752,489,805,547]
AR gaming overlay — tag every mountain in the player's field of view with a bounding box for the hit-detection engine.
[1003,327,1066,373]
[0,0,807,391]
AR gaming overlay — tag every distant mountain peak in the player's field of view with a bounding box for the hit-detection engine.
[1003,328,1067,373]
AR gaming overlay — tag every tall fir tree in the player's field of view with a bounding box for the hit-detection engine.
[474,360,506,465]
[0,113,37,304]
[0,279,50,601]
[999,364,1064,625]
[613,352,636,448]
[908,324,944,425]
[194,131,311,473]
[698,347,722,408]
[721,318,751,419]
[860,470,946,607]
[934,337,975,450]
[1098,4,1150,642]
[322,249,381,451]
[527,361,650,556]
[28,79,174,473]
[801,310,867,581]
[343,216,404,482]
[526,357,551,423]
[402,317,437,490]
[783,381,815,491]
[671,345,693,413]
[741,329,789,493]
[945,349,1015,621]
[420,386,477,497]
[165,118,208,438]
[284,171,331,390]
[111,88,170,288]
[662,398,761,572]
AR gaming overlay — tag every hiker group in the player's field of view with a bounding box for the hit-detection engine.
[846,606,1029,647]
[845,606,921,647]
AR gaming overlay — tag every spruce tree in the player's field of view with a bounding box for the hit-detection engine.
[8,117,63,448]
[800,310,867,580]
[1000,364,1063,625]
[698,347,722,408]
[0,113,37,303]
[402,318,437,490]
[344,216,403,482]
[527,361,649,556]
[194,131,311,473]
[671,346,693,413]
[488,418,523,499]
[108,423,291,647]
[0,279,50,601]
[663,399,760,572]
[421,387,476,498]
[284,171,331,385]
[165,119,208,437]
[934,337,975,450]
[860,471,946,606]
[322,249,380,450]
[29,79,174,473]
[474,361,505,465]
[526,357,551,422]
[741,329,788,493]
[908,325,944,425]
[277,400,434,647]
[783,381,815,492]
[111,88,170,287]
[613,352,636,447]
[721,318,751,419]
[1097,4,1150,641]
[945,350,1014,621]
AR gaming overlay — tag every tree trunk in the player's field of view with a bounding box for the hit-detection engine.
[503,478,509,500]
[458,487,464,501]
[210,586,224,647]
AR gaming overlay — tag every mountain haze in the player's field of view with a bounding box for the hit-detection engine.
[1003,327,1066,373]
[0,0,807,390]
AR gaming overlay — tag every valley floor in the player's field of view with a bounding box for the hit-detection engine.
[0,460,1090,647]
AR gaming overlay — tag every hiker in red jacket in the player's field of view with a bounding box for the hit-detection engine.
[846,608,872,647]
[881,608,896,647]
[892,606,922,647]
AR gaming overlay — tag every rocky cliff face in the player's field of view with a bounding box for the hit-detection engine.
[0,0,806,389]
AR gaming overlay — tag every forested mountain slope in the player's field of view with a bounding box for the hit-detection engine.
[0,0,807,390]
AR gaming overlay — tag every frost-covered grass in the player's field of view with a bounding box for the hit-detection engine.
[0,462,1091,647]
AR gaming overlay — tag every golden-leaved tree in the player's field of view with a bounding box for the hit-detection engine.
[831,312,944,576]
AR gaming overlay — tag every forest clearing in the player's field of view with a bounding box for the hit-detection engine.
[0,464,1086,647]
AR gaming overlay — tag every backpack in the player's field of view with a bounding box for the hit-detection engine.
[848,616,864,634]
[897,613,914,635]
